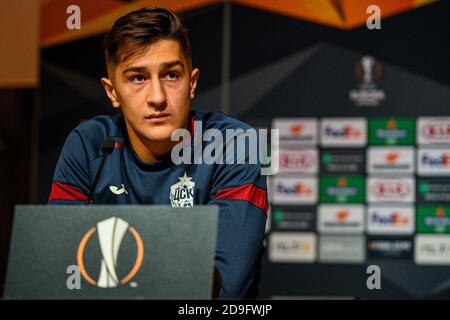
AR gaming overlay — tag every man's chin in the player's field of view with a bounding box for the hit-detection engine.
[141,128,174,143]
[138,121,187,143]
[144,134,172,143]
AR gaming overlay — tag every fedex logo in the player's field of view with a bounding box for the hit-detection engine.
[271,177,317,205]
[371,212,409,225]
[367,206,414,235]
[421,153,450,167]
[418,148,450,176]
[324,126,362,138]
[321,118,367,147]
[277,183,313,196]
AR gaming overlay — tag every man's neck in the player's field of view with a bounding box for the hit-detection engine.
[125,116,190,163]
[126,128,176,163]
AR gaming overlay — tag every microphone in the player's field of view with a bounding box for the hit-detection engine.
[87,137,115,204]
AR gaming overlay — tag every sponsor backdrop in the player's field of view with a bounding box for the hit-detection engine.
[36,1,450,298]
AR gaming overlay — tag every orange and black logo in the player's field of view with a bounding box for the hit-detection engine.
[77,217,144,288]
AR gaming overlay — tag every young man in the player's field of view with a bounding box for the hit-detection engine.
[48,7,267,299]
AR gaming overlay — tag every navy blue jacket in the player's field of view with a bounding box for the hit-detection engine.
[48,111,268,298]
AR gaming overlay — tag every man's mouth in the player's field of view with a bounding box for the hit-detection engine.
[144,113,171,123]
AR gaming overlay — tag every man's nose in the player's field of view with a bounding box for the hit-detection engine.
[146,79,167,109]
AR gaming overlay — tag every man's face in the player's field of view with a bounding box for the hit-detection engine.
[103,39,199,143]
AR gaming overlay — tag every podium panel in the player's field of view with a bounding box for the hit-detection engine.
[5,205,218,299]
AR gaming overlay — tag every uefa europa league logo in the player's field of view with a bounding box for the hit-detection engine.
[356,55,382,85]
[77,217,144,288]
[350,55,385,106]
[361,56,375,84]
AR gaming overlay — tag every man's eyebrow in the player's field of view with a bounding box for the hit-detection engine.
[160,60,184,71]
[121,60,185,75]
[122,66,148,75]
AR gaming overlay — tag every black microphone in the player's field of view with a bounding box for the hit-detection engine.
[87,137,115,204]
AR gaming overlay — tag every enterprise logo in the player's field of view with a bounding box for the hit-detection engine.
[367,147,414,174]
[318,205,364,234]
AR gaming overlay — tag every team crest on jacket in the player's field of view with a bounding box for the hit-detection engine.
[170,172,195,207]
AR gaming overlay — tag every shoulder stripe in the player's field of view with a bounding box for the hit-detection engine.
[48,181,88,203]
[214,183,268,214]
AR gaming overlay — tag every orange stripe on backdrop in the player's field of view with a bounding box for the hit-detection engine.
[414,0,437,6]
[341,0,438,29]
[41,0,122,44]
[233,0,437,30]
[41,0,438,47]
[233,0,345,29]
[41,0,221,48]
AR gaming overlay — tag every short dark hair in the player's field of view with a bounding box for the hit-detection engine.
[103,7,192,73]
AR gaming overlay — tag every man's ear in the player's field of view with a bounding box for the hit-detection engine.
[190,68,200,99]
[101,77,121,108]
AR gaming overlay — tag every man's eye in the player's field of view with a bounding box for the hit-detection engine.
[129,75,145,83]
[165,72,179,80]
